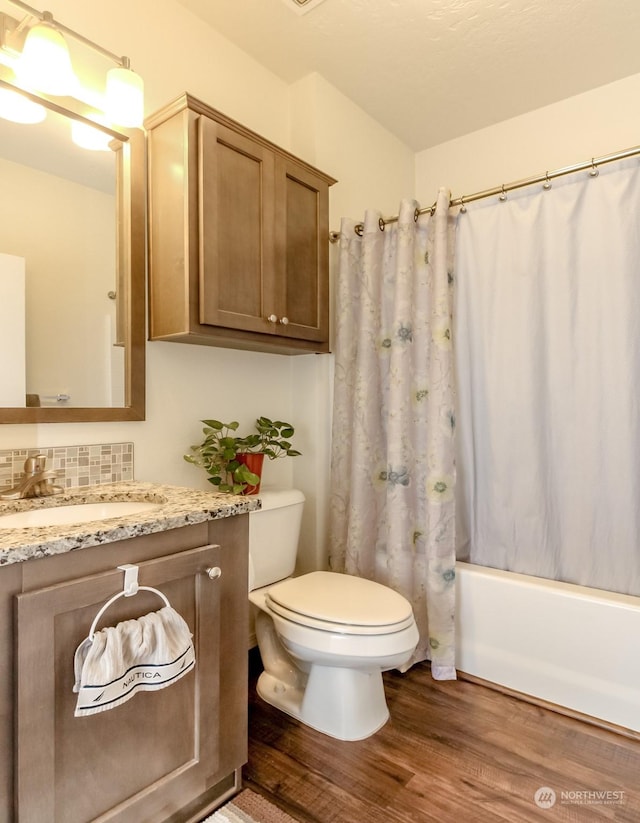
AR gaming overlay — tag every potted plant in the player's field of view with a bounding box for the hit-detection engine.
[184,417,301,494]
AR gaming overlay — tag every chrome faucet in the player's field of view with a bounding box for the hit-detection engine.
[0,455,63,500]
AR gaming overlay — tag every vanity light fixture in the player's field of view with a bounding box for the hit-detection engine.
[0,0,144,128]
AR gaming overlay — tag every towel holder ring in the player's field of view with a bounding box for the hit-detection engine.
[88,564,171,641]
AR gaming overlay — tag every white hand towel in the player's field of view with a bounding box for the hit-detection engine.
[73,605,195,717]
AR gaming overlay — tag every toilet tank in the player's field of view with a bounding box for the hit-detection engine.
[248,488,305,591]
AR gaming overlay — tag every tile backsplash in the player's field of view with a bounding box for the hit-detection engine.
[0,443,134,492]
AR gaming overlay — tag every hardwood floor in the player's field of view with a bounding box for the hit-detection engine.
[243,653,640,822]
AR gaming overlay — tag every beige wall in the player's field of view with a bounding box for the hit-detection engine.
[415,73,640,203]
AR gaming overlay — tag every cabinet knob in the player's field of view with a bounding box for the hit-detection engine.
[280,316,289,326]
[206,566,222,580]
[267,314,278,323]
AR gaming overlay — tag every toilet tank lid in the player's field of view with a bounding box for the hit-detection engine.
[256,488,305,511]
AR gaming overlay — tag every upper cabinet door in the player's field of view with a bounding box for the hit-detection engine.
[274,155,330,343]
[199,117,277,335]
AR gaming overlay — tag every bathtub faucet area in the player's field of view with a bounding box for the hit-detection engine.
[0,455,63,500]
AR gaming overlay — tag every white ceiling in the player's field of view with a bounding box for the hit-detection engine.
[176,0,640,152]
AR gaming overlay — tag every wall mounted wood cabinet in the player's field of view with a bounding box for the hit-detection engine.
[0,516,248,823]
[146,95,337,355]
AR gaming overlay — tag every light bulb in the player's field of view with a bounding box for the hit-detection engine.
[17,19,77,96]
[71,117,111,151]
[0,88,46,124]
[105,65,143,128]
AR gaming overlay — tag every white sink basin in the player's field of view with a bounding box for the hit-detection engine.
[0,501,161,528]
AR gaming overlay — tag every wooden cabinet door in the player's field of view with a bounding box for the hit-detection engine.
[274,156,330,343]
[15,544,224,823]
[199,117,278,335]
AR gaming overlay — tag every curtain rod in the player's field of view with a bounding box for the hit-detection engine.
[328,141,640,243]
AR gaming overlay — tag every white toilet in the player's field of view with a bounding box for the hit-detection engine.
[248,489,419,741]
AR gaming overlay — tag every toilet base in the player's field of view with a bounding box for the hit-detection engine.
[256,664,389,741]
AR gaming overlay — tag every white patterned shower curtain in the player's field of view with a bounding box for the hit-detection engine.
[329,192,458,679]
[455,159,640,596]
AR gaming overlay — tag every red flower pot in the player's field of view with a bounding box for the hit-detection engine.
[235,453,264,495]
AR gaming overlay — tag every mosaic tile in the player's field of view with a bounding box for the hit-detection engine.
[0,443,134,491]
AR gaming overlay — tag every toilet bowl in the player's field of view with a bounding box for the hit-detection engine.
[249,490,419,741]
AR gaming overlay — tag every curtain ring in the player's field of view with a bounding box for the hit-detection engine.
[589,158,599,178]
[460,195,467,213]
[414,207,420,223]
[378,217,385,232]
[543,172,552,190]
[354,223,364,237]
[499,184,507,202]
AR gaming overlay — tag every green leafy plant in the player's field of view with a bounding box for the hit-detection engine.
[184,417,301,494]
[240,416,302,460]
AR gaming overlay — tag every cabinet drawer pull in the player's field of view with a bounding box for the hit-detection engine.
[279,316,289,326]
[267,314,278,323]
[206,566,222,580]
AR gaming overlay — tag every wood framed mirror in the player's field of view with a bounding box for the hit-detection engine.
[0,71,145,423]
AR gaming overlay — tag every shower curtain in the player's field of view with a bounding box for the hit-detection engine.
[455,159,640,597]
[329,192,457,679]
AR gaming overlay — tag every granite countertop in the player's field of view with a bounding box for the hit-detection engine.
[0,481,261,566]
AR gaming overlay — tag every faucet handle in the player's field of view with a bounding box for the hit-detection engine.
[24,454,47,474]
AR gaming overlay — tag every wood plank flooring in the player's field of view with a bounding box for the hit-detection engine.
[243,653,640,822]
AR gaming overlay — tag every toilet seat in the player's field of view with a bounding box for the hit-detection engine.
[265,571,415,636]
[266,599,416,635]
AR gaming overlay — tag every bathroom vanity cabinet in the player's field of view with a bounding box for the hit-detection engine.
[0,513,249,823]
[146,94,336,355]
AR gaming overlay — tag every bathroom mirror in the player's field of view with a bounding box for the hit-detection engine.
[0,73,145,423]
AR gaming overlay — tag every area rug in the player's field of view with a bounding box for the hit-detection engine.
[202,789,301,823]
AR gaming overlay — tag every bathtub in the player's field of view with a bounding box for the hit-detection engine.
[455,561,640,734]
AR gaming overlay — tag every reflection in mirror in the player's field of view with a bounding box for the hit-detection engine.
[0,74,145,423]
[0,107,120,407]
